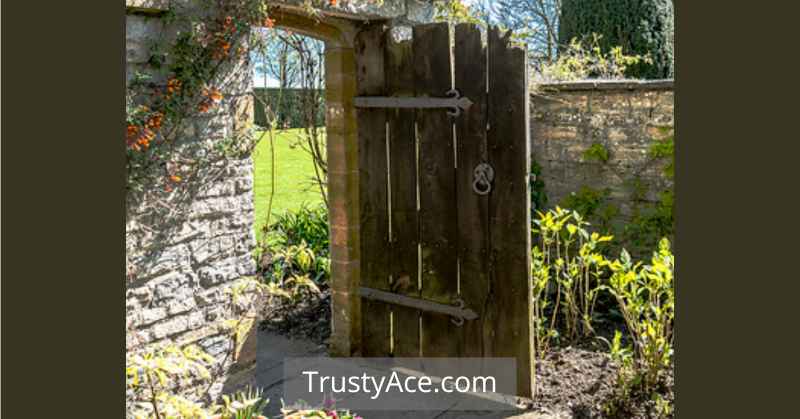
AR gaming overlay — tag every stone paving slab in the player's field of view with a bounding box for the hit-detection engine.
[255,329,569,419]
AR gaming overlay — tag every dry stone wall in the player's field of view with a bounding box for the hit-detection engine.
[530,80,674,224]
[125,10,258,402]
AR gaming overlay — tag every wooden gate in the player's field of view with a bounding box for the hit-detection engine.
[354,22,533,397]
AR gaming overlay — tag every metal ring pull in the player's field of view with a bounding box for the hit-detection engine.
[472,163,494,195]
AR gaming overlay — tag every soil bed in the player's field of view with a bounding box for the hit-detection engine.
[259,286,331,345]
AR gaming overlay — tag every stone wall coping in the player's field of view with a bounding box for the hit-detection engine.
[533,79,674,93]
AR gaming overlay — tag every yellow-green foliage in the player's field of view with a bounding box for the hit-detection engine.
[532,207,613,355]
[538,34,652,82]
[531,210,675,398]
[606,238,674,391]
[127,345,218,418]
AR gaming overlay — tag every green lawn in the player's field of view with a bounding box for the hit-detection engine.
[252,128,325,236]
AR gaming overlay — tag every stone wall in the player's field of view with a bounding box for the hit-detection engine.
[530,80,674,226]
[125,9,258,403]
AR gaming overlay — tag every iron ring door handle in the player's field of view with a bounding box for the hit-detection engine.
[472,163,494,195]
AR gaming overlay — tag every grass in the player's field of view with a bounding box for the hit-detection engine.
[252,128,325,237]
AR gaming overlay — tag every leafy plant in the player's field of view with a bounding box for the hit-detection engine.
[583,142,610,163]
[263,204,329,255]
[537,33,652,83]
[530,159,548,213]
[270,241,328,282]
[256,204,331,295]
[433,0,486,25]
[605,238,674,392]
[558,0,674,79]
[531,207,613,355]
[282,396,362,419]
[221,387,269,419]
[127,345,218,419]
[560,186,619,234]
[648,126,674,179]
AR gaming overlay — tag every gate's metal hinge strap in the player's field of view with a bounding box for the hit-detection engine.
[353,89,473,117]
[359,286,479,323]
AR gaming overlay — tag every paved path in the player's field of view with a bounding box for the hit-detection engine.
[255,329,569,419]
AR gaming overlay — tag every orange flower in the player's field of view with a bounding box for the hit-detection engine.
[330,0,338,6]
[166,78,182,95]
[263,17,275,29]
[213,40,231,59]
[209,89,223,102]
[146,112,164,130]
[127,124,139,137]
[170,175,182,183]
[127,124,141,148]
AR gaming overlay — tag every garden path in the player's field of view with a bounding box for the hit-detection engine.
[255,329,567,419]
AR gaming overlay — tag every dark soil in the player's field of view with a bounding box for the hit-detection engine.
[257,286,673,418]
[259,286,331,345]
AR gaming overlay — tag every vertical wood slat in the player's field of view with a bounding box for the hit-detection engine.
[487,27,534,397]
[385,31,420,357]
[356,24,391,356]
[454,23,490,358]
[414,22,460,357]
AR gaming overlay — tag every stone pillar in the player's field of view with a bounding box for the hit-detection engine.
[324,45,361,356]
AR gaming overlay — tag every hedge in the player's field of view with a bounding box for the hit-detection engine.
[252,88,326,128]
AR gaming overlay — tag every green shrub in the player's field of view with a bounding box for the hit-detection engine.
[560,186,619,235]
[264,203,329,255]
[601,239,675,417]
[252,87,325,129]
[605,238,674,391]
[538,33,651,82]
[530,160,548,214]
[264,241,329,294]
[558,0,674,79]
[531,207,613,355]
[258,203,330,289]
[531,210,675,391]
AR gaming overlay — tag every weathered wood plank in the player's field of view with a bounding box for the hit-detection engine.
[414,22,460,357]
[356,23,391,356]
[385,32,420,357]
[487,27,534,397]
[454,23,490,358]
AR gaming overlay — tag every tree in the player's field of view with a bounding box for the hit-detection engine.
[558,0,674,79]
[493,0,562,69]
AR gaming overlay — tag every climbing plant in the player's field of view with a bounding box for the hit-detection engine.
[126,0,274,195]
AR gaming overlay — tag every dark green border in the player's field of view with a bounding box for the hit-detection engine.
[1,0,124,416]
[675,0,800,417]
